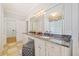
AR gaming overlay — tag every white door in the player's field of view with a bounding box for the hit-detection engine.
[16,20,27,41]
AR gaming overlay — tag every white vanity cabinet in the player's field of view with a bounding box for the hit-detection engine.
[46,41,70,56]
[61,46,71,56]
[34,37,70,56]
[46,41,62,56]
[22,34,29,44]
[34,38,46,56]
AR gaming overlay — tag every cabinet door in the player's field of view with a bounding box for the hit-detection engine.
[61,46,71,56]
[22,34,29,44]
[35,38,45,56]
[46,42,55,56]
[46,41,62,56]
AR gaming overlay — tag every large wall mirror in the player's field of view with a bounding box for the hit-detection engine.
[44,4,64,34]
[29,4,64,35]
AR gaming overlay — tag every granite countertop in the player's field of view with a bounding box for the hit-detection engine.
[27,33,71,42]
[23,33,71,47]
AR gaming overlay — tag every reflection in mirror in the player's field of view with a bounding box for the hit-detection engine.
[30,14,44,34]
[46,4,64,34]
[49,20,63,34]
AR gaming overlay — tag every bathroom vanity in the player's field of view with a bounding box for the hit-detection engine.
[25,4,73,56]
[24,33,71,56]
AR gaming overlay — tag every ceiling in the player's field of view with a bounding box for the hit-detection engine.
[2,3,57,20]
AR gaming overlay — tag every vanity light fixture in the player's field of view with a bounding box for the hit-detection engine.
[48,11,63,21]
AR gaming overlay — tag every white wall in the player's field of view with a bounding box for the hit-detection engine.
[71,4,79,56]
[63,4,79,55]
[0,4,6,49]
[0,4,2,49]
[62,4,72,35]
